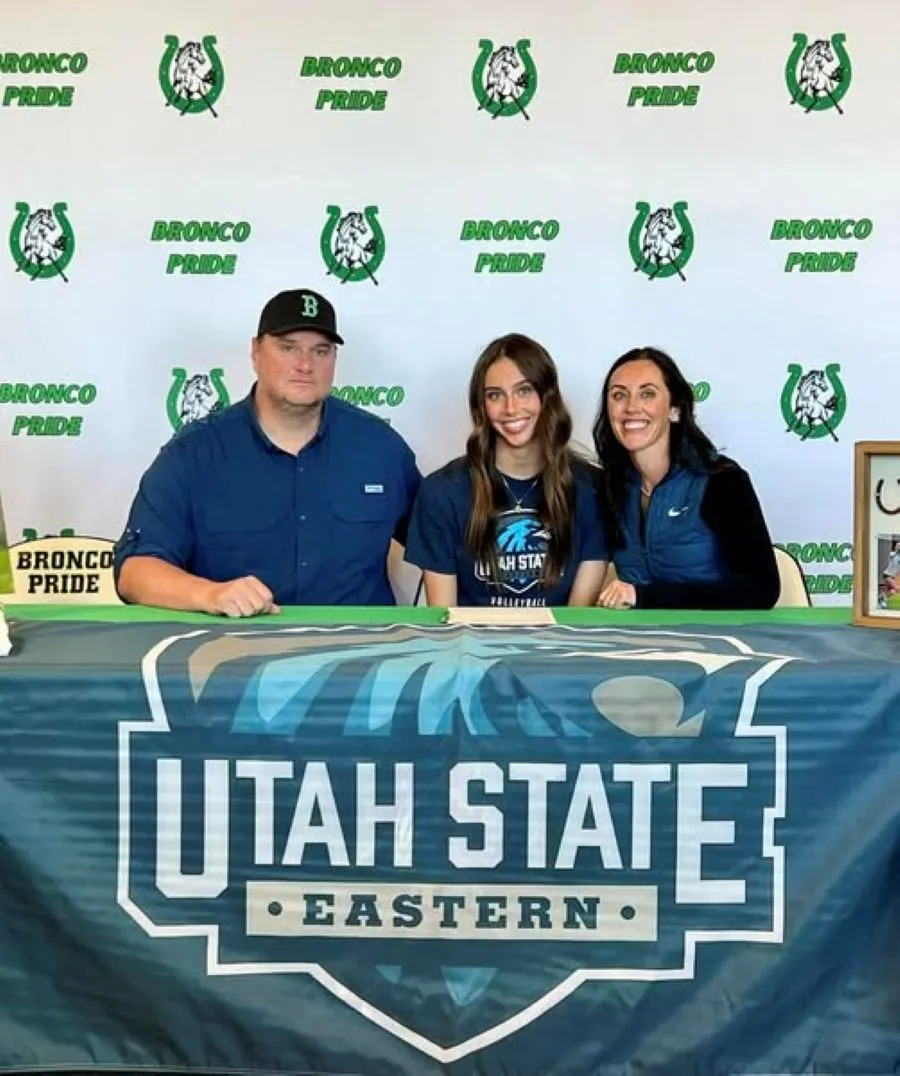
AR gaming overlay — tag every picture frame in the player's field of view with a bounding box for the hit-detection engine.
[853,441,900,629]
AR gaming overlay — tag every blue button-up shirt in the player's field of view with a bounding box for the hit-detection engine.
[114,390,421,605]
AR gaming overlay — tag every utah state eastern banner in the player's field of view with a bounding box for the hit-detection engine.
[0,616,898,1075]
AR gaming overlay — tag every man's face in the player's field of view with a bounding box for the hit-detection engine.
[251,329,337,410]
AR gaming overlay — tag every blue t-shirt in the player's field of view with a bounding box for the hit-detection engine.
[113,390,421,606]
[405,458,607,607]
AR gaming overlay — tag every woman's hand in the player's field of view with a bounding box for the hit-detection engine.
[598,580,637,609]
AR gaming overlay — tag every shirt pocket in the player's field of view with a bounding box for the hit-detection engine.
[199,502,292,582]
[329,490,394,566]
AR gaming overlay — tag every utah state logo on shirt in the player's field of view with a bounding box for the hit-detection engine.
[475,507,551,604]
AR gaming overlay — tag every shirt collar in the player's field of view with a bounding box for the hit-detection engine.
[240,384,333,453]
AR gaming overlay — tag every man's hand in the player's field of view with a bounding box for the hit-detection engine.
[203,576,281,618]
[598,579,637,610]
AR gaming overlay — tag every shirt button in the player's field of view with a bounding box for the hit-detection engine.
[300,561,307,568]
[300,515,306,522]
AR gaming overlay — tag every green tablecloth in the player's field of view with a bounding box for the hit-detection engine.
[4,602,855,627]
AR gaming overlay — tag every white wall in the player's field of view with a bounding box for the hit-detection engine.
[3,0,890,604]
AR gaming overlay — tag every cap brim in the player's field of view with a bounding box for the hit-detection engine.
[266,322,344,345]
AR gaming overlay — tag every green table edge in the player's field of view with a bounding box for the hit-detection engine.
[2,604,855,627]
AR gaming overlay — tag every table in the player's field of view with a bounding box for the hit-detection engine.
[0,605,898,1075]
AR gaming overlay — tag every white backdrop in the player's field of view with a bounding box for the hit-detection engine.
[3,0,893,605]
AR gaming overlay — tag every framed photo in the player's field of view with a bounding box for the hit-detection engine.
[853,441,900,628]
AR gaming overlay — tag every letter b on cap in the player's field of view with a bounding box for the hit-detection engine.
[302,294,319,318]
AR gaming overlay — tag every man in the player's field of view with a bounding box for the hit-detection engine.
[114,289,421,616]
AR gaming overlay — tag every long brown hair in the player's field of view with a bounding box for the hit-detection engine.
[591,346,727,548]
[465,333,577,588]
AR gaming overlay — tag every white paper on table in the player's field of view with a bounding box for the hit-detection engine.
[443,606,556,627]
[0,606,11,657]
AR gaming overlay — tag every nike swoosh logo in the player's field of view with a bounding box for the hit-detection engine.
[668,506,689,517]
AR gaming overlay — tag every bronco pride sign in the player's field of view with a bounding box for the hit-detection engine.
[120,622,788,1062]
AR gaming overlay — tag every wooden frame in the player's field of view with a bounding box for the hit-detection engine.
[853,441,900,628]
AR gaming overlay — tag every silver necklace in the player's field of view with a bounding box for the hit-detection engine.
[500,472,540,512]
[641,480,653,498]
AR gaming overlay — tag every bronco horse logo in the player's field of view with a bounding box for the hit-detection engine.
[785,33,851,114]
[472,39,537,120]
[629,202,694,281]
[166,367,230,431]
[781,363,847,442]
[159,34,225,117]
[320,205,386,286]
[9,202,75,282]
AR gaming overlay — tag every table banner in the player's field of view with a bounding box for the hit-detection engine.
[0,618,898,1074]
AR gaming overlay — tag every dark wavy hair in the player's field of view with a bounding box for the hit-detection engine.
[465,333,576,588]
[591,347,727,548]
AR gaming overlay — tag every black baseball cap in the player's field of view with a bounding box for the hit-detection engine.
[256,289,344,345]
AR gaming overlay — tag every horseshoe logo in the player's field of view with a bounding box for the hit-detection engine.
[875,478,900,515]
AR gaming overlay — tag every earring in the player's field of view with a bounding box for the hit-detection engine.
[670,410,680,423]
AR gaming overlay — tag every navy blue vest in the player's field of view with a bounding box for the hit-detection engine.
[613,466,724,586]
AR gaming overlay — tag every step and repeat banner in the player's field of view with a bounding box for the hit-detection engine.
[2,0,897,605]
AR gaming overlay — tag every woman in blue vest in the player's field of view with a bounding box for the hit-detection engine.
[592,346,779,609]
[405,333,609,607]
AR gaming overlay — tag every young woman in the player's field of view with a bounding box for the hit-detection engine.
[405,334,608,607]
[592,346,779,610]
